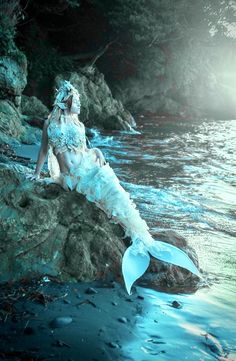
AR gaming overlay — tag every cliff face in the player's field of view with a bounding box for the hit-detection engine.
[0,53,40,145]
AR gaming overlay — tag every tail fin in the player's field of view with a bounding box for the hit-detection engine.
[122,246,150,295]
[122,240,201,295]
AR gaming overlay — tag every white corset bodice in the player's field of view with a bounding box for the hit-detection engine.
[47,119,86,154]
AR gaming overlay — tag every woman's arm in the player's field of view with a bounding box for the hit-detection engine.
[27,119,49,180]
[93,147,106,167]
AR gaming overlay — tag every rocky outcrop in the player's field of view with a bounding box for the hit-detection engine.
[0,100,41,146]
[55,67,136,131]
[0,55,27,108]
[21,95,49,129]
[21,95,49,119]
[0,161,200,292]
[0,49,42,145]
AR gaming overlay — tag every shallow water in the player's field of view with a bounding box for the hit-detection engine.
[14,117,236,360]
[90,117,236,360]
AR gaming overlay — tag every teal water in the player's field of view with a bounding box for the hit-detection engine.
[90,117,236,360]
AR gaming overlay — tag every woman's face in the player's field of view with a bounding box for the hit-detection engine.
[70,94,81,114]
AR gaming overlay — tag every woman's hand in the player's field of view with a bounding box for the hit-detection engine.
[94,148,106,167]
[26,172,40,181]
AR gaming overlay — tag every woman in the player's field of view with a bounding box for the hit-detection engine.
[27,80,201,294]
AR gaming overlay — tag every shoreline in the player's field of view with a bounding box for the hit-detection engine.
[0,276,235,361]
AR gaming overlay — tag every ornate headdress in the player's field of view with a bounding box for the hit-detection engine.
[53,80,81,114]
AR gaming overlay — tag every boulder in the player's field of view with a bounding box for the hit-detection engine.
[55,67,136,131]
[0,161,200,292]
[0,162,126,283]
[0,55,27,108]
[0,99,42,145]
[21,95,49,118]
[0,53,42,145]
[21,95,49,129]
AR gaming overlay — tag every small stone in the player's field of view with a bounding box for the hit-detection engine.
[112,301,118,306]
[171,300,182,309]
[110,281,116,288]
[117,317,128,324]
[137,295,144,300]
[125,298,133,302]
[63,299,71,304]
[98,327,106,334]
[85,287,98,295]
[24,326,35,335]
[107,341,119,348]
[50,316,73,328]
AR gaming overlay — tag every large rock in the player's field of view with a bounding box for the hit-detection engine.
[55,67,136,131]
[0,100,42,145]
[0,161,200,292]
[21,95,49,118]
[0,162,126,283]
[0,55,27,108]
[21,95,49,129]
[0,51,43,145]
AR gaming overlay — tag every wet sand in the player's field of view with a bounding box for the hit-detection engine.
[0,276,235,361]
[0,277,154,361]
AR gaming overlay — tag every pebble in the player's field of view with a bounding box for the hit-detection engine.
[24,326,35,335]
[137,295,145,300]
[171,300,182,309]
[117,317,128,324]
[50,316,73,328]
[112,301,118,306]
[203,333,224,356]
[107,341,119,348]
[63,299,71,304]
[85,287,98,295]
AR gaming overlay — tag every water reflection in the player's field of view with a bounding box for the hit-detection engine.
[121,287,236,360]
[91,117,236,359]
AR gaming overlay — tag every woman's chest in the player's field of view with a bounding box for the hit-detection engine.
[47,121,85,145]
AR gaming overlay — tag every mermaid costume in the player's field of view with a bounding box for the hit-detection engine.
[46,112,201,295]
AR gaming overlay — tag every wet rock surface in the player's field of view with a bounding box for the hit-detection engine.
[0,100,41,146]
[0,56,27,104]
[0,160,200,292]
[0,149,202,294]
[0,161,126,284]
[21,95,49,129]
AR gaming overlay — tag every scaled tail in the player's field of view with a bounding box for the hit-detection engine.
[122,239,201,295]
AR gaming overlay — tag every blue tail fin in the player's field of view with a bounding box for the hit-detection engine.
[122,246,150,295]
[122,240,201,295]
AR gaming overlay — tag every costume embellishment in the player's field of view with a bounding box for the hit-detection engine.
[47,120,86,154]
